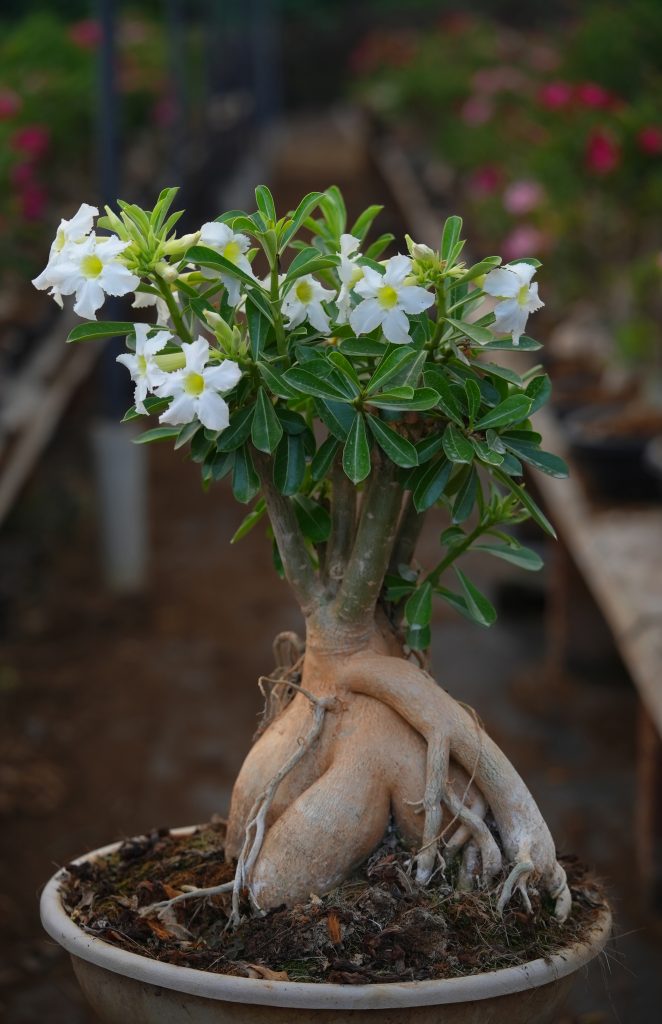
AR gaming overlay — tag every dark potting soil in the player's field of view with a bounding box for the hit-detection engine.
[60,820,608,985]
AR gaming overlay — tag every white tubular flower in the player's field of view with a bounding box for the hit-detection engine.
[336,232,364,324]
[282,274,335,333]
[483,263,544,345]
[116,323,172,415]
[32,202,99,306]
[199,222,254,306]
[132,290,171,325]
[42,234,140,320]
[156,337,241,432]
[350,254,434,344]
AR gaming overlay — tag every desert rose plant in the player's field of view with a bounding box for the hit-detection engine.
[33,185,571,926]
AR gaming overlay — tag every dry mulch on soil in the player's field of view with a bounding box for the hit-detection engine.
[61,820,608,985]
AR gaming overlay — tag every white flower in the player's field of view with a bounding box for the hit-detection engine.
[199,222,254,306]
[282,274,335,333]
[41,234,140,320]
[156,337,242,432]
[116,323,172,414]
[336,233,364,324]
[32,202,99,306]
[132,289,171,325]
[483,263,544,345]
[350,254,434,344]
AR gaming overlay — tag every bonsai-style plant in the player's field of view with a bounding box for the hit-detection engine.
[34,185,572,935]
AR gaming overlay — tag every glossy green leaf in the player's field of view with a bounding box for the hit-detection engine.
[464,379,481,425]
[133,426,180,444]
[454,568,497,626]
[442,423,474,464]
[474,395,532,430]
[231,499,267,543]
[217,406,255,452]
[342,414,371,483]
[444,317,493,346]
[452,465,478,524]
[184,245,261,290]
[273,433,306,495]
[251,388,283,453]
[122,395,170,421]
[423,368,464,426]
[257,361,298,400]
[441,215,462,261]
[494,469,556,538]
[314,399,356,440]
[293,495,331,544]
[370,387,439,411]
[525,374,552,414]
[67,321,136,344]
[501,439,569,478]
[474,543,543,571]
[366,348,419,395]
[366,415,418,468]
[283,367,349,401]
[412,457,452,511]
[232,445,260,503]
[255,185,276,222]
[404,581,433,629]
[311,435,340,481]
[246,297,272,358]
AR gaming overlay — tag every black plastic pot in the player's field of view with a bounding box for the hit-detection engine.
[564,406,662,503]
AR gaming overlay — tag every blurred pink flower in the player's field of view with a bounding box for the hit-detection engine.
[468,164,503,197]
[638,126,662,156]
[20,183,48,221]
[575,81,613,109]
[502,225,550,261]
[538,80,573,110]
[0,88,21,120]
[503,180,545,216]
[10,124,50,159]
[68,19,102,50]
[460,95,493,125]
[585,129,621,175]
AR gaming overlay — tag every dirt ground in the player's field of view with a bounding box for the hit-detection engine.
[1,126,661,1021]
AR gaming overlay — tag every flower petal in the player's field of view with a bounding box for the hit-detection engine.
[397,285,435,314]
[493,298,529,343]
[508,262,537,286]
[197,390,230,431]
[184,337,210,374]
[382,308,412,345]
[99,263,140,296]
[383,254,412,286]
[73,279,105,319]
[350,297,384,335]
[205,360,242,392]
[307,301,331,333]
[159,392,196,425]
[483,267,521,298]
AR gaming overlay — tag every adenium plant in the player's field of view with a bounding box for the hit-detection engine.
[33,185,571,925]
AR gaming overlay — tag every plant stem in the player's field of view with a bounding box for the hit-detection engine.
[389,494,425,574]
[425,521,490,588]
[269,262,287,355]
[253,452,324,617]
[335,455,404,627]
[324,456,357,591]
[153,272,193,342]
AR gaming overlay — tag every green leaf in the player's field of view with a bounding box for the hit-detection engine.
[280,192,324,247]
[370,387,439,411]
[406,624,431,651]
[366,415,418,468]
[293,495,331,543]
[454,568,497,626]
[311,435,339,481]
[208,449,234,481]
[452,466,478,524]
[273,433,305,495]
[442,424,474,464]
[67,321,136,344]
[366,348,419,395]
[525,374,552,414]
[231,499,267,543]
[423,368,464,426]
[276,408,308,434]
[404,581,433,629]
[501,439,569,478]
[184,245,260,290]
[412,457,452,511]
[481,335,542,351]
[122,395,169,421]
[478,362,524,386]
[474,395,532,430]
[314,399,356,440]
[327,350,361,392]
[258,361,298,400]
[441,215,463,261]
[445,317,494,346]
[474,543,543,571]
[343,414,371,483]
[350,204,383,241]
[246,297,272,358]
[339,337,388,358]
[454,257,501,284]
[133,426,180,444]
[364,233,395,260]
[415,433,446,464]
[255,185,276,222]
[471,437,504,466]
[494,469,557,538]
[284,252,339,286]
[464,379,481,425]
[217,406,255,452]
[232,445,260,503]
[251,388,284,454]
[283,367,350,401]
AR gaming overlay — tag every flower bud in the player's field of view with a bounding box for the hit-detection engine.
[203,309,234,348]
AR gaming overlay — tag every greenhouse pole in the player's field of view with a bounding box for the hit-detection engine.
[92,0,148,592]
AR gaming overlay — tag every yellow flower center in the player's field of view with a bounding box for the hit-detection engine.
[137,354,147,375]
[517,284,530,305]
[81,254,103,278]
[184,372,205,396]
[378,284,398,309]
[295,280,314,303]
[223,241,241,264]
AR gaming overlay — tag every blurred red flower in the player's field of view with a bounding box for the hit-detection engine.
[10,125,50,159]
[575,81,613,109]
[20,183,48,221]
[538,80,573,110]
[468,164,503,197]
[585,129,621,174]
[0,88,22,120]
[637,126,662,155]
[68,19,102,50]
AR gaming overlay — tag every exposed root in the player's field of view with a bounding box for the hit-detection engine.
[254,632,305,739]
[497,860,534,916]
[139,880,235,919]
[231,683,337,926]
[413,732,448,884]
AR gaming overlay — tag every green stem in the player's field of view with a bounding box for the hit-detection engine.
[425,520,491,588]
[153,273,193,343]
[270,262,287,355]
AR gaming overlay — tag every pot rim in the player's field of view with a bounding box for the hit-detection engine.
[41,827,612,1011]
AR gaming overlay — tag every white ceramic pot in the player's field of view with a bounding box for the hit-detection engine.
[41,830,611,1024]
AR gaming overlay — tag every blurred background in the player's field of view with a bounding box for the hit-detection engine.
[1,1,662,1021]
